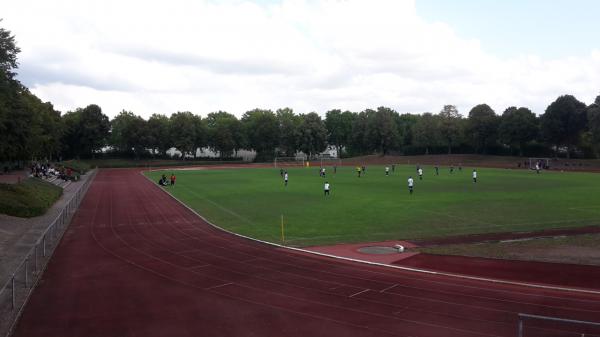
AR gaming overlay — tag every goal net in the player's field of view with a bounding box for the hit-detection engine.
[319,157,342,168]
[528,158,550,170]
[274,156,306,168]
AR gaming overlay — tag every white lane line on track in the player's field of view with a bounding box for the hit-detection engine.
[140,170,600,296]
[349,289,370,298]
[205,282,233,291]
[189,264,211,270]
[380,284,398,293]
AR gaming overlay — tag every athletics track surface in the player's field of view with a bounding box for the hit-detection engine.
[12,169,600,337]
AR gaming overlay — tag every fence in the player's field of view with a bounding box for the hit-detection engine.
[517,313,600,337]
[0,169,96,336]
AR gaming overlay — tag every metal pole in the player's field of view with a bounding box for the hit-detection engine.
[34,245,37,273]
[518,319,523,337]
[43,236,46,257]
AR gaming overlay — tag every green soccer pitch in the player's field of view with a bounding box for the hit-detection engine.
[145,165,600,247]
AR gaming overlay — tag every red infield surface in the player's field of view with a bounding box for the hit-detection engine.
[12,169,600,337]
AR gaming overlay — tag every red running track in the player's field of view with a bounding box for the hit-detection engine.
[13,169,600,337]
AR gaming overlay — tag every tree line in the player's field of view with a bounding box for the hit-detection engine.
[2,23,600,164]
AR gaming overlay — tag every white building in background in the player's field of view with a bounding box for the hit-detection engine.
[166,148,256,161]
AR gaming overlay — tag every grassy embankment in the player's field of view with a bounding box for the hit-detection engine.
[0,178,63,217]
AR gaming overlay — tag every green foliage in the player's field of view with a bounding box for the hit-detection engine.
[438,105,462,154]
[110,110,150,157]
[60,159,91,174]
[467,104,499,153]
[277,108,301,156]
[499,107,538,156]
[0,178,62,217]
[298,112,327,157]
[0,20,20,80]
[147,114,172,156]
[412,112,441,154]
[205,111,243,158]
[241,109,279,160]
[169,111,199,158]
[147,166,600,247]
[61,104,110,158]
[541,95,587,158]
[325,109,355,157]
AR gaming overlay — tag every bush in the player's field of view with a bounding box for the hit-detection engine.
[0,178,63,217]
[59,160,91,174]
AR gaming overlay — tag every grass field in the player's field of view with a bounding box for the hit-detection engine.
[146,165,600,247]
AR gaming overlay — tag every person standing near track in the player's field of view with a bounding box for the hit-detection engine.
[170,173,176,186]
[408,176,414,194]
[324,181,330,196]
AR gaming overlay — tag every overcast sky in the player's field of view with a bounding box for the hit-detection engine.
[3,0,600,119]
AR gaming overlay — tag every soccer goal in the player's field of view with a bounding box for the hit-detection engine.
[528,158,550,170]
[274,156,306,168]
[319,157,342,168]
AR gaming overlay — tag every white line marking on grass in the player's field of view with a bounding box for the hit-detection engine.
[380,284,398,293]
[205,282,233,290]
[140,170,600,296]
[349,289,370,298]
[180,185,258,227]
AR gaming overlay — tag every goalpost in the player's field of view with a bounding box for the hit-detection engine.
[274,156,306,168]
[528,158,550,170]
[319,157,342,168]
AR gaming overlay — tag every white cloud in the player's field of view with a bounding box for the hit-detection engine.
[3,0,600,118]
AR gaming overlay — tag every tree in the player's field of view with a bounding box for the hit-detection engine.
[396,113,419,149]
[587,97,600,157]
[169,111,198,159]
[298,112,327,157]
[466,104,499,153]
[205,111,241,158]
[365,107,401,155]
[241,109,279,161]
[348,111,370,155]
[498,107,538,156]
[412,113,440,154]
[276,108,301,156]
[0,21,20,81]
[61,104,109,158]
[110,110,149,158]
[438,105,462,154]
[325,109,355,157]
[540,95,587,158]
[147,114,172,156]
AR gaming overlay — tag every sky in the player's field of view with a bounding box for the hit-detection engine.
[3,0,600,119]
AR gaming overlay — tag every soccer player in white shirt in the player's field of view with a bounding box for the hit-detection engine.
[418,168,423,180]
[284,172,289,186]
[535,163,540,174]
[385,166,390,176]
[324,181,330,196]
[408,176,414,194]
[472,169,477,183]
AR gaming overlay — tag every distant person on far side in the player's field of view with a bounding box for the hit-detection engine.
[472,169,477,183]
[385,166,390,176]
[408,176,414,194]
[418,167,423,180]
[170,173,176,186]
[284,171,288,186]
[324,181,330,196]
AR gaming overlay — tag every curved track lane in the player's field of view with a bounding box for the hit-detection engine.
[13,169,600,337]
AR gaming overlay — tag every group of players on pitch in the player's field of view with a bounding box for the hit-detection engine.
[280,165,481,196]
